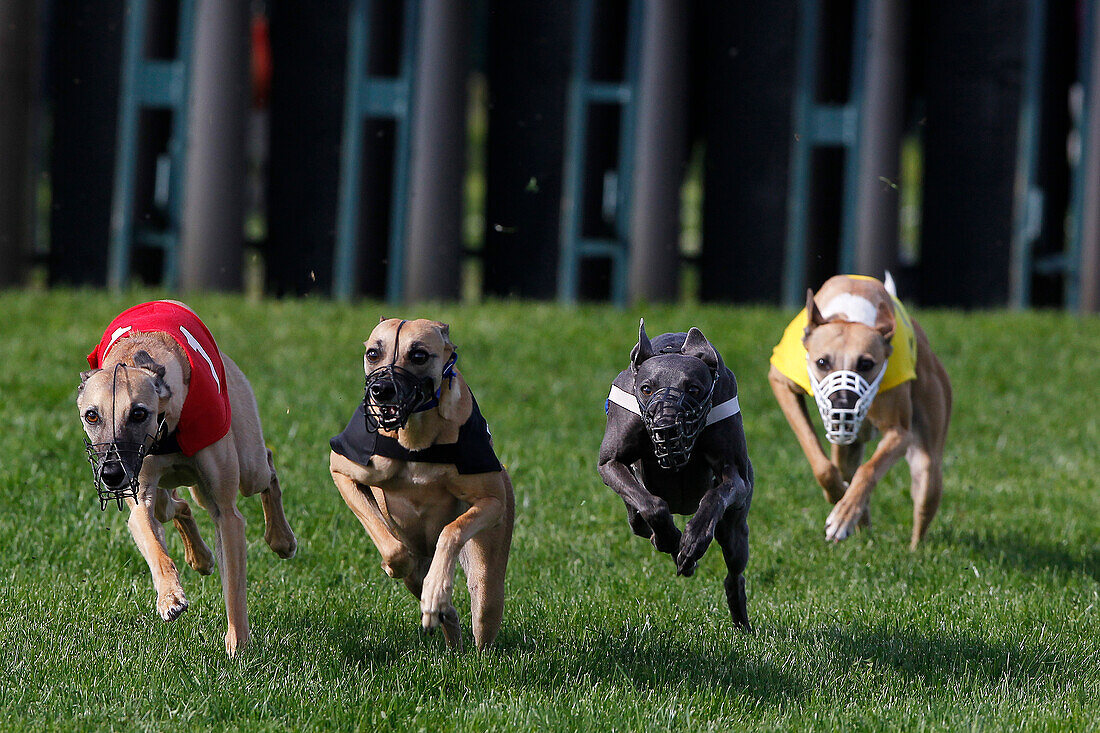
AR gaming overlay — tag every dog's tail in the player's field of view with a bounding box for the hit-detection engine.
[884,270,897,297]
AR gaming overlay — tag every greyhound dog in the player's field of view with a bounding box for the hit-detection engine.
[329,318,514,651]
[78,300,296,655]
[768,274,952,547]
[599,321,753,629]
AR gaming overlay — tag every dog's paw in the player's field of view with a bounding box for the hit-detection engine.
[824,497,867,542]
[675,530,713,577]
[264,523,297,559]
[156,588,189,622]
[419,570,455,632]
[648,522,682,556]
[184,544,215,576]
[224,627,249,657]
[652,531,682,556]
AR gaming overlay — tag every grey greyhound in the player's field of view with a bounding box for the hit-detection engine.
[598,321,754,629]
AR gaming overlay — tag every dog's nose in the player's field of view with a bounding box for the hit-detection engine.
[369,381,397,401]
[831,390,859,410]
[100,461,127,489]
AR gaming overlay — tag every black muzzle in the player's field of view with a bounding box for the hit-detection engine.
[362,364,435,432]
[84,439,147,510]
[638,381,715,471]
[84,416,168,511]
[82,361,173,511]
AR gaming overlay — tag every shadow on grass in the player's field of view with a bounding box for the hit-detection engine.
[280,604,804,704]
[276,599,1074,704]
[944,527,1100,582]
[490,622,803,703]
[812,622,1063,688]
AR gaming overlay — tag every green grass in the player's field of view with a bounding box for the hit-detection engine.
[2,290,1099,731]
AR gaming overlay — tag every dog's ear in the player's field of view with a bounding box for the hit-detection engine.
[803,289,827,338]
[132,350,173,401]
[433,321,462,421]
[874,300,896,342]
[132,350,165,378]
[630,318,654,373]
[78,368,101,395]
[436,371,463,422]
[378,315,388,324]
[431,321,453,349]
[681,327,718,371]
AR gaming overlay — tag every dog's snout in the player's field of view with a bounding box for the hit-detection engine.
[831,390,859,410]
[369,380,397,401]
[100,461,127,489]
[651,413,679,429]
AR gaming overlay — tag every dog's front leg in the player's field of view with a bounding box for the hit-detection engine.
[126,490,188,622]
[676,468,751,577]
[768,367,847,503]
[598,458,681,555]
[421,476,507,649]
[825,426,910,542]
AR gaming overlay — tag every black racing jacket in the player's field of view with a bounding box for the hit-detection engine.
[330,395,502,475]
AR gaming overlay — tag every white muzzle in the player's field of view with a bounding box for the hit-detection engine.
[808,358,888,445]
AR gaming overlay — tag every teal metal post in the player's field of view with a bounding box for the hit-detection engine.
[108,0,196,290]
[782,0,871,306]
[333,0,420,301]
[1068,0,1100,310]
[1009,0,1049,308]
[1077,0,1100,311]
[558,0,643,305]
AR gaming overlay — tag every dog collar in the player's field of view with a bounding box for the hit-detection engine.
[605,384,741,426]
[148,411,181,455]
[413,349,459,414]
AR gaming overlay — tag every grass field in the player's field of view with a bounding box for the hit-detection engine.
[2,290,1099,731]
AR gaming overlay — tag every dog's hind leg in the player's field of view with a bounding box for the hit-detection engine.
[194,441,250,656]
[715,507,752,632]
[459,483,514,651]
[155,487,214,575]
[906,442,942,549]
[257,449,296,559]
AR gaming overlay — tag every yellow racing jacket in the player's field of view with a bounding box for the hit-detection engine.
[770,276,918,394]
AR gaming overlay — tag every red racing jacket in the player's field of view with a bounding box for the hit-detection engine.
[87,301,232,456]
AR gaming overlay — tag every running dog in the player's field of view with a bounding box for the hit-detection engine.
[329,318,514,651]
[768,274,952,547]
[599,321,753,629]
[78,300,296,656]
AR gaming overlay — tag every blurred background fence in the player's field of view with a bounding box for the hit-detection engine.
[2,0,1099,309]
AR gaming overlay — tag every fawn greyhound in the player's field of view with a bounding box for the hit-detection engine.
[768,275,952,547]
[78,300,296,656]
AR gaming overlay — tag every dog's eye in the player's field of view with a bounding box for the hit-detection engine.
[84,409,100,425]
[687,385,701,397]
[130,407,148,423]
[365,347,381,361]
[856,357,875,372]
[409,349,429,365]
[639,384,652,396]
[815,357,830,370]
